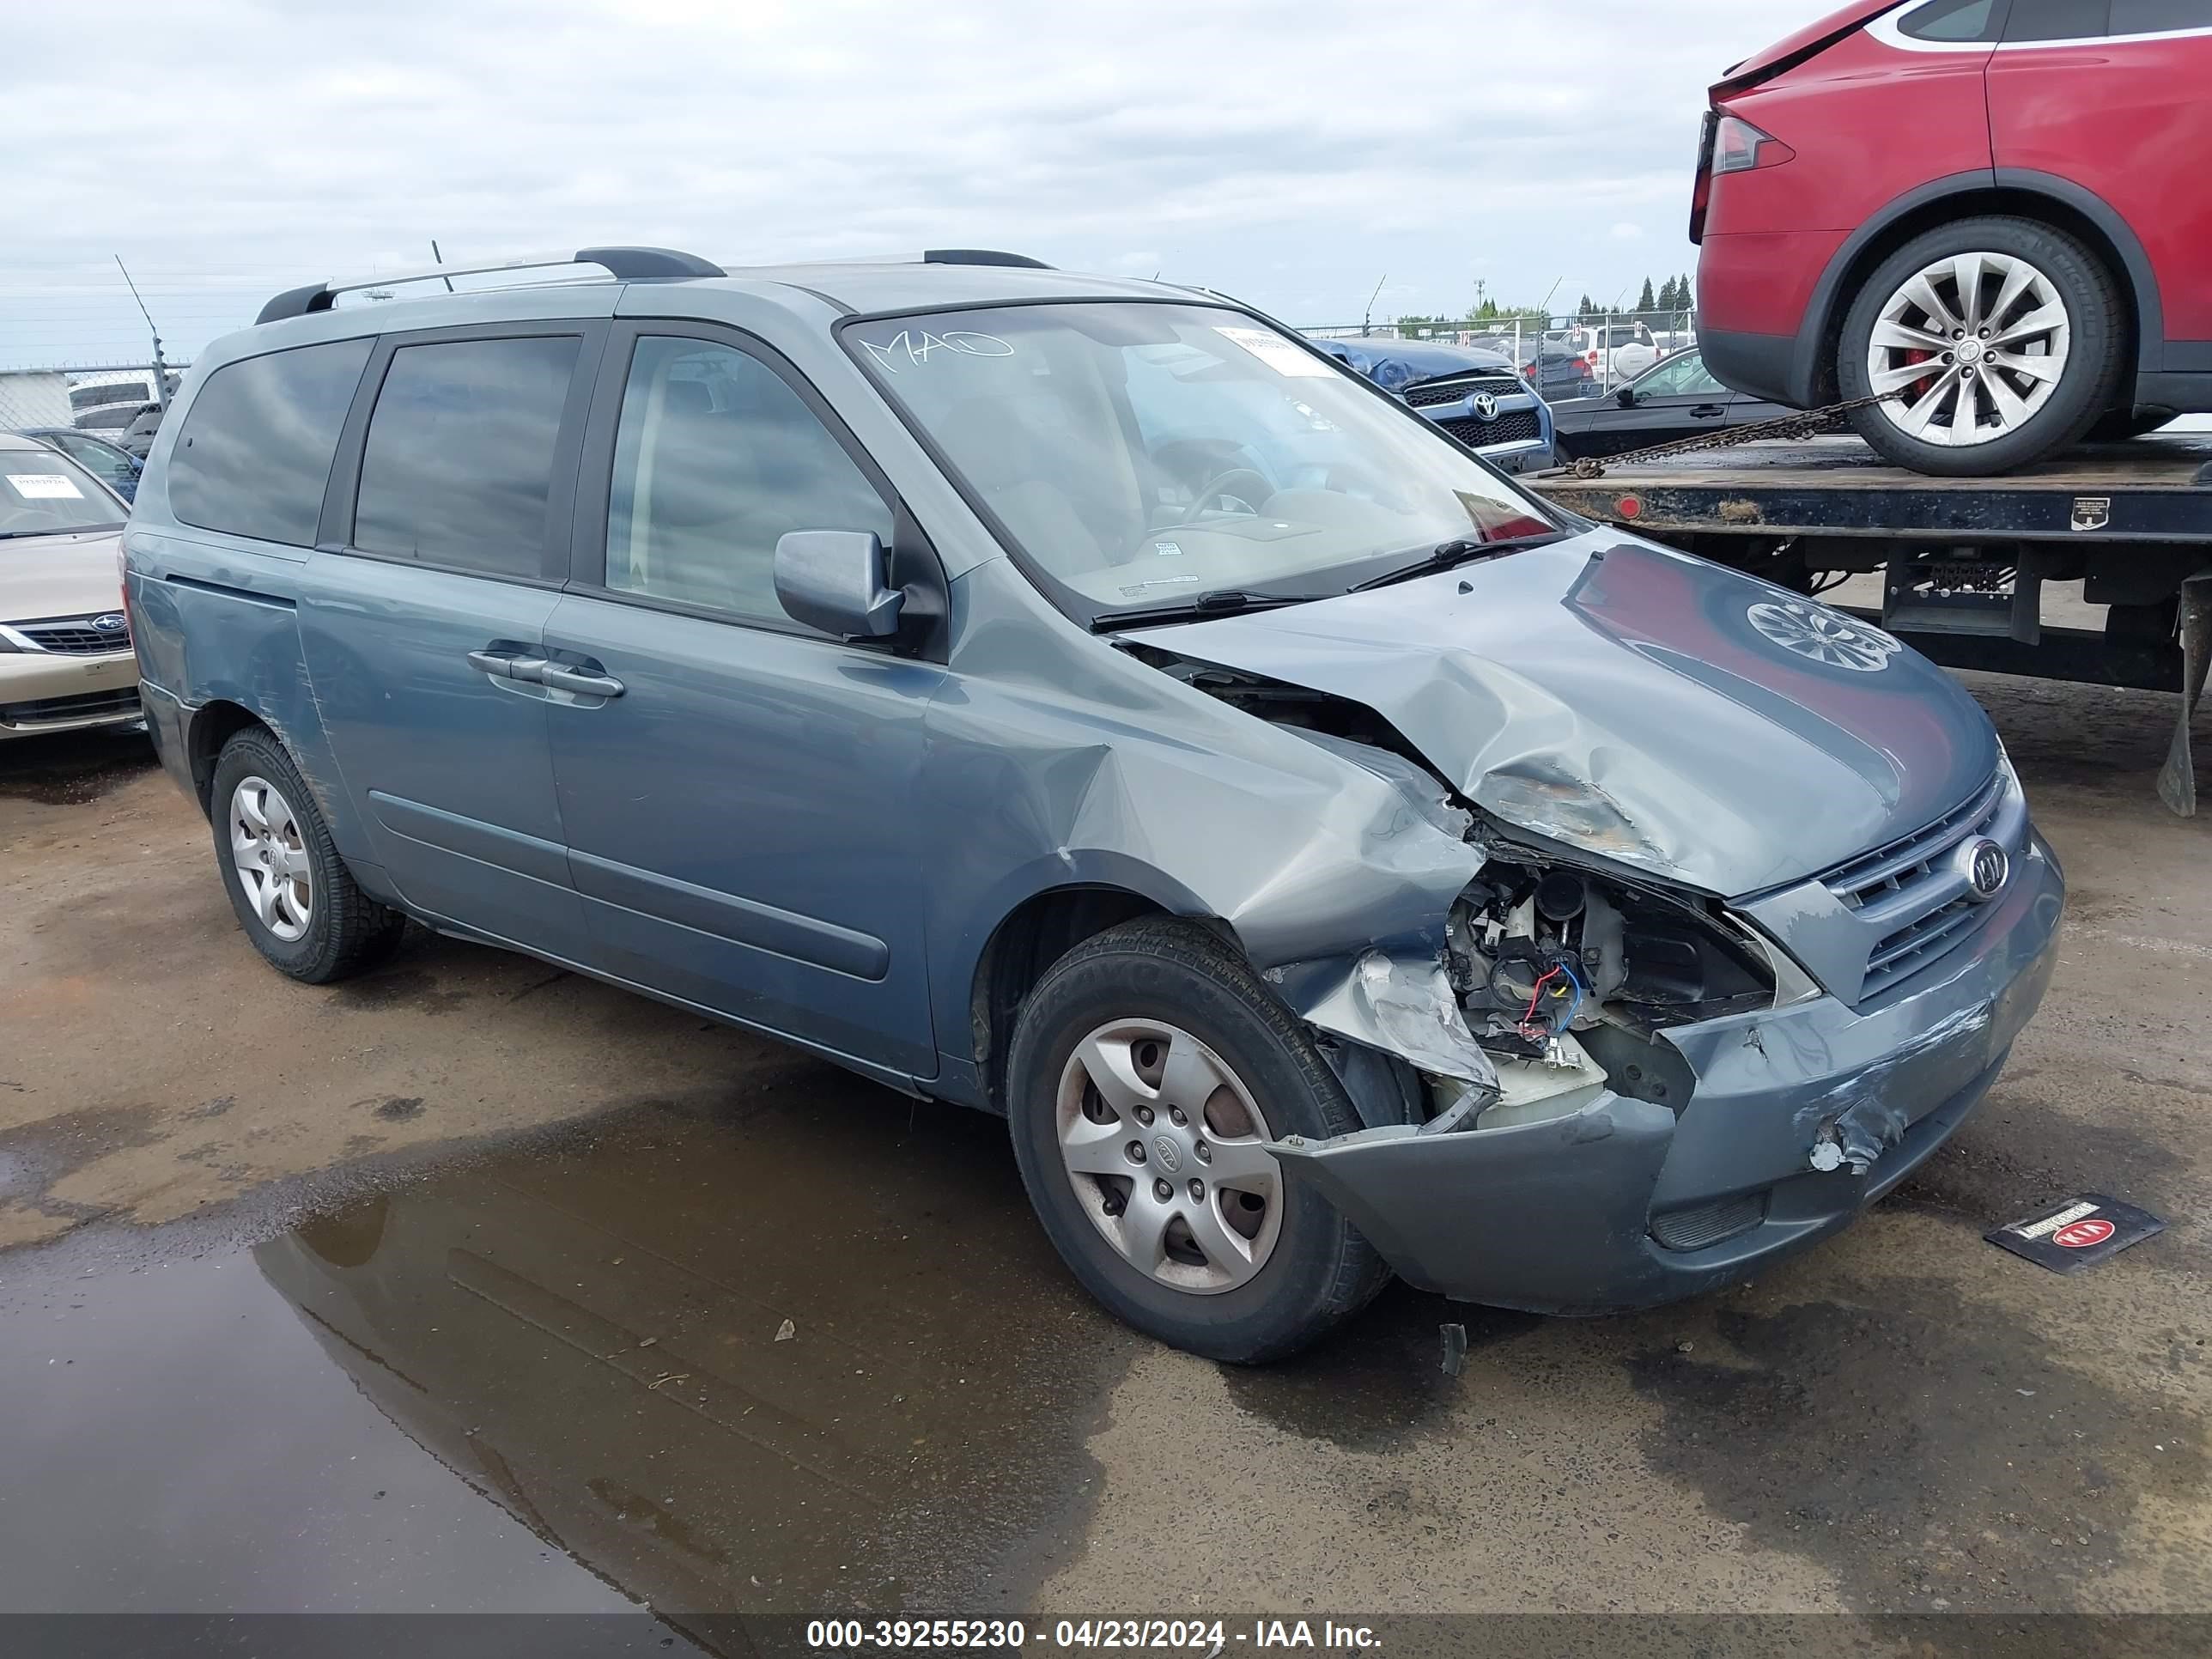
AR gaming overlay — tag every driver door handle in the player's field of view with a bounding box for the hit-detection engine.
[1691,404,1727,419]
[539,664,625,698]
[467,648,548,681]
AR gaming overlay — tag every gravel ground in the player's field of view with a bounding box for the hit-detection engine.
[0,640,2205,1638]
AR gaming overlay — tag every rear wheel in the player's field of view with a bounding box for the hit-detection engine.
[1838,217,2124,477]
[210,726,407,983]
[1005,918,1389,1362]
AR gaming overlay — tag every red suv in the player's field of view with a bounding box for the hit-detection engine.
[1693,0,2212,475]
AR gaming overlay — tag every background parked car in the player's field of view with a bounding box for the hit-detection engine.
[1555,322,1660,385]
[1693,0,2212,474]
[118,402,166,459]
[0,432,140,740]
[1549,347,1790,462]
[1309,336,1555,471]
[1471,331,1597,401]
[12,428,144,502]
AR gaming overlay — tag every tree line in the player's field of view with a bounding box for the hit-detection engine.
[1395,276,1695,333]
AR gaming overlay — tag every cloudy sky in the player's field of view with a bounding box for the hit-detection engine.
[2,0,1840,369]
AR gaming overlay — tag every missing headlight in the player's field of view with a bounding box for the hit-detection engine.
[1448,860,1776,1060]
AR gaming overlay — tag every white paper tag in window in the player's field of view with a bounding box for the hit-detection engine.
[6,473,84,500]
[1214,326,1332,378]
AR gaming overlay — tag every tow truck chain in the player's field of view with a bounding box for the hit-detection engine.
[1565,388,1908,480]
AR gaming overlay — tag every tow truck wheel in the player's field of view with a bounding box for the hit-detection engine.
[1838,216,2125,477]
[1005,917,1390,1363]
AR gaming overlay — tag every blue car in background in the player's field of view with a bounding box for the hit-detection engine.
[1310,337,1554,473]
[13,427,143,503]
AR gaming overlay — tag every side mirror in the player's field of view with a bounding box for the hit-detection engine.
[1615,386,1638,408]
[774,530,904,639]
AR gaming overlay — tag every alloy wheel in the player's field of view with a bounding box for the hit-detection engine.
[229,775,313,942]
[1055,1018,1284,1295]
[1865,251,2071,448]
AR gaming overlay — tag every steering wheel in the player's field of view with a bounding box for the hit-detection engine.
[1174,467,1273,526]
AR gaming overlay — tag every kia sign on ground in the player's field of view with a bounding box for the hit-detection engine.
[1987,1195,2165,1276]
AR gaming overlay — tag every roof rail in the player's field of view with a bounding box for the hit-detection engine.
[254,246,726,325]
[922,249,1054,270]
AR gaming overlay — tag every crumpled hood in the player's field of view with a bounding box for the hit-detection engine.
[1130,533,2000,898]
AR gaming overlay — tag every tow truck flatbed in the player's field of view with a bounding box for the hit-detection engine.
[1525,435,2212,813]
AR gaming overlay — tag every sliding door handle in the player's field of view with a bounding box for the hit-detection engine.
[540,664,625,698]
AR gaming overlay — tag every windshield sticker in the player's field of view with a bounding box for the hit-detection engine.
[858,329,1016,373]
[1152,541,1185,557]
[1118,574,1201,597]
[1213,326,1333,379]
[6,473,84,500]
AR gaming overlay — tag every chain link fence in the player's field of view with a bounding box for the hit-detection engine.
[1301,311,1698,393]
[0,363,184,437]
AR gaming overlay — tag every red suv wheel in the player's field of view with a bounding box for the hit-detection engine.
[1836,217,2125,477]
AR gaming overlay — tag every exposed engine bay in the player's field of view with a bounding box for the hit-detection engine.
[1135,645,1781,1116]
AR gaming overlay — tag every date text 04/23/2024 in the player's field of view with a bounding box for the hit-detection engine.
[805,1619,1380,1651]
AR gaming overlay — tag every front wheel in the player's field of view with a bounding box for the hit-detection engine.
[1838,216,2125,477]
[1004,919,1389,1363]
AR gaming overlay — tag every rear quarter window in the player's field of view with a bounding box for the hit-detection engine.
[167,338,374,546]
[1902,0,2007,40]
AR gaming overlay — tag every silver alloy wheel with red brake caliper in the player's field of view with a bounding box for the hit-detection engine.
[1865,251,2070,450]
[1838,216,2124,478]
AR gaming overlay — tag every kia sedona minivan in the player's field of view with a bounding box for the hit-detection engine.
[1694,0,2212,474]
[126,247,2063,1360]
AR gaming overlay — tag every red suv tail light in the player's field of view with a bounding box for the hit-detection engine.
[1691,109,1795,243]
[1712,115,1791,177]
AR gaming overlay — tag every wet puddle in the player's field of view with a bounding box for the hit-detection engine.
[0,731,158,807]
[0,1090,1138,1620]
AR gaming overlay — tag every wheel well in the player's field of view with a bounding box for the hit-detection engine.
[968,886,1174,1115]
[185,700,266,817]
[1813,187,2140,405]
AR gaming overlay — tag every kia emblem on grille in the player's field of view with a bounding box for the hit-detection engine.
[89,613,128,631]
[1963,839,2009,902]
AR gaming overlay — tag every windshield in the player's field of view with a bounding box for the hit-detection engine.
[845,302,1558,618]
[1,447,125,538]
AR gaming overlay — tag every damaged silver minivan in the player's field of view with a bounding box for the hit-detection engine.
[127,249,2063,1361]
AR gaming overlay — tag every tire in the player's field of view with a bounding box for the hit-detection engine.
[1004,917,1390,1363]
[210,726,407,983]
[1838,216,2125,477]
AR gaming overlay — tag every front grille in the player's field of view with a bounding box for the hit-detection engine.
[1824,770,2021,1002]
[0,686,143,730]
[1436,409,1543,448]
[1651,1191,1768,1252]
[1404,375,1524,409]
[12,617,133,656]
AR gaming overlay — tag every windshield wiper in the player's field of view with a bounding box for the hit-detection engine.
[0,525,120,540]
[1351,532,1565,593]
[1092,588,1334,633]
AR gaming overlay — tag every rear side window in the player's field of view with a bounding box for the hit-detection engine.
[1902,0,2007,40]
[2111,1,2212,30]
[167,338,373,546]
[2005,0,2112,38]
[353,336,581,577]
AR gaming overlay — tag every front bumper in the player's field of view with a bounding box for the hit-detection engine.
[1272,831,2065,1313]
[1474,437,1553,476]
[0,647,142,738]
